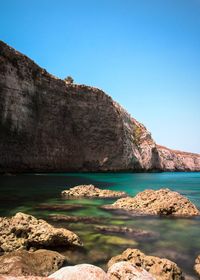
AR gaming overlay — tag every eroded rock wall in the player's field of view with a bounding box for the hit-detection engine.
[0,40,199,172]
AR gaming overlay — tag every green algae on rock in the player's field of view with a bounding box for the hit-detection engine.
[94,225,159,240]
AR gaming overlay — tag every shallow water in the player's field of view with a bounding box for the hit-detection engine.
[0,172,200,278]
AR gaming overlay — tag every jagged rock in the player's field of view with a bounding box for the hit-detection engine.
[61,185,127,198]
[0,40,199,173]
[103,188,199,216]
[194,255,200,277]
[0,212,82,252]
[95,225,158,240]
[0,249,65,276]
[107,261,155,280]
[48,214,103,224]
[108,248,184,280]
[49,264,108,280]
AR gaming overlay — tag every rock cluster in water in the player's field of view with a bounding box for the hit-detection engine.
[0,210,199,279]
[103,188,200,216]
[0,186,199,279]
[0,212,82,252]
[0,40,200,173]
[61,184,127,198]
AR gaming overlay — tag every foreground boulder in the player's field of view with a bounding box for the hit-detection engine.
[107,261,155,280]
[0,212,82,252]
[61,185,127,198]
[0,250,65,276]
[0,277,54,280]
[49,264,108,280]
[108,248,184,280]
[194,255,200,277]
[103,188,199,216]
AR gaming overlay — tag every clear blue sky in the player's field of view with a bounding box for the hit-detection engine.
[1,0,200,153]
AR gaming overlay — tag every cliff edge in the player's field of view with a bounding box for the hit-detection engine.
[0,41,199,172]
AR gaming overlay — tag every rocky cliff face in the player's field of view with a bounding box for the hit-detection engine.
[0,40,199,172]
[157,145,200,171]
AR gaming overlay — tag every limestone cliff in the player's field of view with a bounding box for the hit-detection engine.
[0,41,199,172]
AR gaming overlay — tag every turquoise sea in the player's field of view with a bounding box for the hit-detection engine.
[0,172,200,278]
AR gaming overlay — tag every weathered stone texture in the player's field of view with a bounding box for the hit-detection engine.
[0,212,82,252]
[0,250,65,277]
[61,184,127,198]
[108,249,184,280]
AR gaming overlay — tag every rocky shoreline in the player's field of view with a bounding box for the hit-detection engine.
[0,185,200,279]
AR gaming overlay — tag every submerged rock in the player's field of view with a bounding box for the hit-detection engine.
[95,225,159,240]
[194,255,200,277]
[108,248,184,280]
[61,185,127,198]
[0,249,65,276]
[0,212,82,252]
[48,214,103,224]
[35,204,83,211]
[49,264,108,280]
[103,188,199,216]
[107,261,155,280]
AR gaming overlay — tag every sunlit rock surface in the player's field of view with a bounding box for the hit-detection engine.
[0,212,82,252]
[49,264,108,280]
[103,188,199,216]
[61,184,127,198]
[108,248,184,280]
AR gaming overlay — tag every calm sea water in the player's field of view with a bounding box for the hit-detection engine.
[0,172,200,278]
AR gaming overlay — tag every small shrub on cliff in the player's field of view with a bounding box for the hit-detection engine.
[64,76,74,84]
